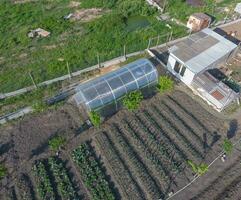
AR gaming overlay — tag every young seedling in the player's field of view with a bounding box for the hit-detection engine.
[0,164,7,179]
[188,160,208,176]
[223,139,233,155]
[49,136,66,152]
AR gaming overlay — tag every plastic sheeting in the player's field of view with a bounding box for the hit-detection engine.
[74,59,158,112]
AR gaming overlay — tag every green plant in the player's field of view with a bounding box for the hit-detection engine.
[188,160,208,176]
[197,163,209,175]
[0,164,7,179]
[89,111,101,127]
[123,90,143,111]
[72,143,115,200]
[223,139,233,154]
[157,76,174,94]
[48,136,66,151]
[48,157,78,199]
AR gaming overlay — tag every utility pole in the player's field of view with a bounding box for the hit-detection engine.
[66,61,72,80]
[28,72,37,89]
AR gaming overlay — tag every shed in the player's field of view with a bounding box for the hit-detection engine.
[167,28,237,85]
[166,28,238,111]
[187,13,211,32]
[73,59,158,116]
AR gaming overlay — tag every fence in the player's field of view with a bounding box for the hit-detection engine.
[0,30,186,99]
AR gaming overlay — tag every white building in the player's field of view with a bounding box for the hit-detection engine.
[167,28,239,111]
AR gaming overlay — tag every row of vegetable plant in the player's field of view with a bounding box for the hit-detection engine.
[109,126,163,199]
[147,107,204,160]
[130,114,183,173]
[119,120,170,182]
[133,112,187,166]
[94,133,145,200]
[48,157,80,200]
[32,161,55,200]
[72,142,115,200]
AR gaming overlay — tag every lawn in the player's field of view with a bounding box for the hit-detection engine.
[0,0,186,93]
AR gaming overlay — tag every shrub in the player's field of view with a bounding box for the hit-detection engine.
[223,139,233,155]
[0,164,7,179]
[157,76,174,93]
[49,136,66,151]
[187,160,208,176]
[123,90,143,111]
[89,111,101,127]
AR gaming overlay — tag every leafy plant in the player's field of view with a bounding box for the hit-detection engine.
[72,143,115,200]
[157,76,174,94]
[123,90,143,111]
[0,164,7,179]
[197,163,209,175]
[48,136,66,151]
[33,161,55,200]
[188,160,208,176]
[48,157,79,200]
[223,139,233,154]
[89,111,101,127]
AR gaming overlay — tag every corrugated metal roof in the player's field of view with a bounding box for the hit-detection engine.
[169,28,237,74]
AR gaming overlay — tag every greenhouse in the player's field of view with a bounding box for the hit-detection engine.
[74,59,158,114]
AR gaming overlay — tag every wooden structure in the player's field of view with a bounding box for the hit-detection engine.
[187,13,211,32]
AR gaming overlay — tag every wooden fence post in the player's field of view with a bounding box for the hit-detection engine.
[66,61,72,80]
[28,72,37,89]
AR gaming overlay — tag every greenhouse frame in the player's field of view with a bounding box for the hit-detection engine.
[74,59,158,113]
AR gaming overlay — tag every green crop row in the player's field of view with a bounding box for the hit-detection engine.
[48,157,79,200]
[72,143,115,200]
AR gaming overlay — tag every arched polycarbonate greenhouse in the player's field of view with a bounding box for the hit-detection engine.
[74,59,158,114]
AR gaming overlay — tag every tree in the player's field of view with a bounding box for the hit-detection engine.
[123,90,143,111]
[49,136,66,151]
[223,139,233,154]
[188,160,208,176]
[89,111,101,127]
[0,164,7,179]
[157,76,174,94]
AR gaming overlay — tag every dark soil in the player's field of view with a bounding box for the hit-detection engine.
[0,90,241,200]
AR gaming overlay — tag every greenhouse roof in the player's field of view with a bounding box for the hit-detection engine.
[74,59,158,111]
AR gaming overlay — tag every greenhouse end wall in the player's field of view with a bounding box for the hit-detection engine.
[74,58,158,115]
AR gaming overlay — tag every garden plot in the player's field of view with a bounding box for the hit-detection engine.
[1,89,241,199]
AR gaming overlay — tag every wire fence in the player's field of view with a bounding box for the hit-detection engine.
[1,30,186,96]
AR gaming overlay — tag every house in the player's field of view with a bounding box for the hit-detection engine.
[167,28,239,111]
[187,13,211,32]
[28,28,50,38]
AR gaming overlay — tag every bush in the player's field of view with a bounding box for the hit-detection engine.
[0,164,7,179]
[123,90,143,111]
[157,76,174,93]
[223,139,233,155]
[48,136,66,151]
[187,160,208,176]
[89,111,101,127]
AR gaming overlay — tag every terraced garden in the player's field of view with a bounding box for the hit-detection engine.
[1,90,241,199]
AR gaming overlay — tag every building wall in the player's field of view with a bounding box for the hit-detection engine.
[167,54,195,85]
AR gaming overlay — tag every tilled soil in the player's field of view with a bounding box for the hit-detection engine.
[1,90,241,200]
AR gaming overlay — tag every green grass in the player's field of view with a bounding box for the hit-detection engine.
[165,0,239,22]
[0,0,187,93]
